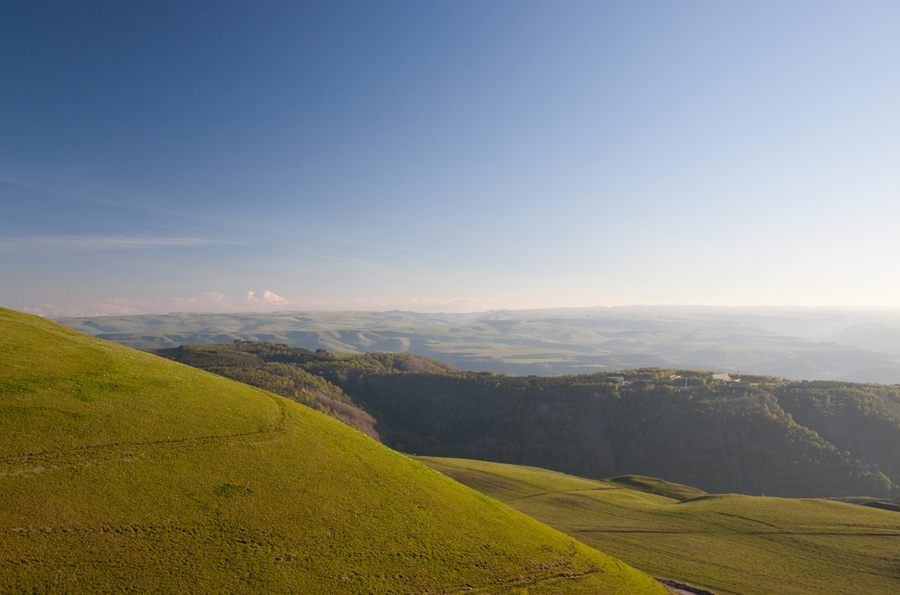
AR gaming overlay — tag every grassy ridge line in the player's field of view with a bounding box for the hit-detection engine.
[0,309,282,456]
[1,309,668,594]
[154,342,458,442]
[608,475,708,501]
[418,456,900,595]
[0,376,287,463]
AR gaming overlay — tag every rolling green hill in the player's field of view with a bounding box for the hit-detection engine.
[418,457,900,595]
[0,309,667,594]
[157,342,897,498]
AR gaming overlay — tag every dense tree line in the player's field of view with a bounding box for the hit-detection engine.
[156,343,897,498]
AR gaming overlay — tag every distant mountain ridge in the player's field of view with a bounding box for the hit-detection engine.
[58,305,900,383]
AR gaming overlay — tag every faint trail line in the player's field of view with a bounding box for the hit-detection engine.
[1,386,290,463]
[0,429,269,462]
[712,510,780,529]
[657,578,720,595]
[574,529,900,536]
[503,487,620,502]
[575,529,686,534]
[441,567,607,594]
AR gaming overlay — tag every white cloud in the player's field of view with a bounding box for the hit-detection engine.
[245,290,291,311]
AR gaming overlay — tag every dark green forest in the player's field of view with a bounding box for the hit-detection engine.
[156,342,900,498]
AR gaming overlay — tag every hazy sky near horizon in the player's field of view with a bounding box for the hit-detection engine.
[2,1,899,316]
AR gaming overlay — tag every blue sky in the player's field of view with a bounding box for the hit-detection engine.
[2,1,899,316]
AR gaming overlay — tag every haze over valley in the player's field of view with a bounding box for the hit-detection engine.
[59,305,900,383]
[4,2,900,594]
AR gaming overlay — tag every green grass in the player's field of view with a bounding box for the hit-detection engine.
[607,475,708,501]
[0,311,280,455]
[0,309,667,594]
[418,456,900,595]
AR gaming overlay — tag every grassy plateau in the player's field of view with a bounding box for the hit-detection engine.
[418,457,900,595]
[0,309,667,594]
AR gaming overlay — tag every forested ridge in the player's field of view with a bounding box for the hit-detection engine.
[157,342,900,498]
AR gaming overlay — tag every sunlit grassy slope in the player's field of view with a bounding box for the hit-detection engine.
[419,456,900,595]
[0,309,667,594]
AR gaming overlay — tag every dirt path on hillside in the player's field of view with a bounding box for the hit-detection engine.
[0,390,288,463]
[656,578,719,595]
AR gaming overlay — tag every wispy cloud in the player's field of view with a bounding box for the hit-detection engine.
[0,235,236,254]
[22,298,158,318]
[299,296,500,313]
[0,172,185,218]
[22,290,295,318]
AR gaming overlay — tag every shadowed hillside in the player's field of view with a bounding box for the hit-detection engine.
[0,309,667,594]
[158,342,898,498]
